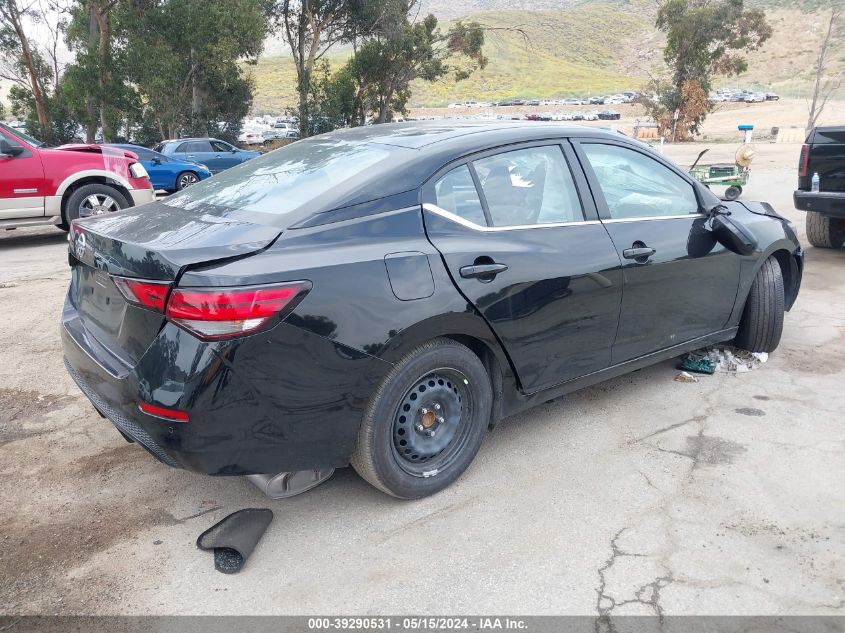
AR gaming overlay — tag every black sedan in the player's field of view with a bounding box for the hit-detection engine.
[62,122,803,499]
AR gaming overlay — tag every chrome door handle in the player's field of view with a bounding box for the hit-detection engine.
[622,247,656,260]
[460,263,508,279]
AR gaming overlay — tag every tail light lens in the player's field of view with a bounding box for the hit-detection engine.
[165,281,311,340]
[798,144,810,177]
[113,277,170,312]
[138,401,189,422]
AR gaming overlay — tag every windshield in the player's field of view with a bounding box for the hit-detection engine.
[0,122,43,147]
[164,136,396,217]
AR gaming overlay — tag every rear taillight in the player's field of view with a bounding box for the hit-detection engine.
[113,277,170,312]
[798,144,810,177]
[165,282,310,340]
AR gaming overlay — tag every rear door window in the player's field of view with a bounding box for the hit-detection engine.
[176,141,212,154]
[473,145,584,226]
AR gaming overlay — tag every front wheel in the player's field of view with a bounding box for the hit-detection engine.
[176,171,200,191]
[805,211,845,249]
[60,183,130,230]
[734,257,785,353]
[351,338,492,499]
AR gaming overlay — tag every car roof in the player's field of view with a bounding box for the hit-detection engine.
[315,120,620,150]
[160,138,223,144]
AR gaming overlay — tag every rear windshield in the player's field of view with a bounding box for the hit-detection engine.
[163,136,395,217]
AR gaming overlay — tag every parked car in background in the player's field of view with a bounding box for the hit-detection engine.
[62,121,801,500]
[0,122,152,231]
[237,129,265,146]
[154,138,260,174]
[744,93,766,103]
[107,144,211,193]
[597,110,621,120]
[765,92,780,101]
[794,126,845,249]
[262,129,285,142]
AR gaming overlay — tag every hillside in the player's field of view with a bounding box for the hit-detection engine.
[250,2,657,112]
[249,2,843,112]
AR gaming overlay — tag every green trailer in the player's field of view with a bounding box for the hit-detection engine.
[688,146,755,201]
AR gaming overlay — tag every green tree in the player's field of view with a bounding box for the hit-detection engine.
[63,0,138,142]
[363,17,484,124]
[126,0,266,141]
[650,0,771,140]
[0,0,61,140]
[273,0,363,136]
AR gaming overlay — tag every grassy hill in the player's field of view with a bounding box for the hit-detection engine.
[250,3,655,112]
[249,2,843,113]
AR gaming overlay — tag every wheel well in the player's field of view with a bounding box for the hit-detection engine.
[770,248,800,311]
[60,177,132,219]
[441,334,507,428]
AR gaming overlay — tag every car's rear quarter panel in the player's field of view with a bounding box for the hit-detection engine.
[178,206,511,468]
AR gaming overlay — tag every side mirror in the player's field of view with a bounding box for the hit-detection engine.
[151,157,161,164]
[0,139,24,157]
[709,214,757,256]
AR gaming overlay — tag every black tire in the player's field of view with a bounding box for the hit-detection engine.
[60,183,130,230]
[734,257,785,353]
[805,211,845,249]
[175,171,200,191]
[724,186,741,201]
[351,338,492,499]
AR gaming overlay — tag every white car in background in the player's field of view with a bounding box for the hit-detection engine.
[238,129,265,146]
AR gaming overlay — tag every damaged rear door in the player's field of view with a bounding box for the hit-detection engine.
[422,141,623,393]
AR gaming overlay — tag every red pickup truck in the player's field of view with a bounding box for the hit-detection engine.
[0,123,154,231]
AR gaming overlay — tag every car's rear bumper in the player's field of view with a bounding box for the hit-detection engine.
[128,187,154,207]
[793,190,845,217]
[61,295,392,475]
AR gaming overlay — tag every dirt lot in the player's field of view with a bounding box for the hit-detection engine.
[411,98,845,142]
[1,142,843,616]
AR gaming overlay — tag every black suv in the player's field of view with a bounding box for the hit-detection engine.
[794,126,845,249]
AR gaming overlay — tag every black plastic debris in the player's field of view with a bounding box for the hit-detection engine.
[196,508,273,574]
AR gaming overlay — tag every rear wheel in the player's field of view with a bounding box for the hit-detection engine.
[805,211,845,249]
[351,338,492,499]
[734,257,785,353]
[724,186,741,201]
[60,183,129,230]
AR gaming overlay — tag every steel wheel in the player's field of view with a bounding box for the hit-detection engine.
[177,172,199,190]
[351,338,492,498]
[391,369,475,477]
[79,193,120,217]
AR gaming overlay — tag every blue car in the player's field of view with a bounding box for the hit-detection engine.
[108,144,212,192]
[152,138,261,174]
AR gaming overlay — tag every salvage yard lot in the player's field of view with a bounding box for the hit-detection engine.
[1,143,843,615]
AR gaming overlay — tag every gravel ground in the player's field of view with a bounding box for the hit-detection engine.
[0,143,843,616]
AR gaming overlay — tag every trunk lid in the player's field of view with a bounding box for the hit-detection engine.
[68,200,282,367]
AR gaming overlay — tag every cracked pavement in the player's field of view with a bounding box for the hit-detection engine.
[0,144,843,615]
